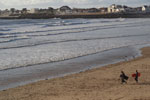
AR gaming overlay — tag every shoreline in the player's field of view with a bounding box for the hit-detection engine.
[0,46,141,91]
[0,46,150,99]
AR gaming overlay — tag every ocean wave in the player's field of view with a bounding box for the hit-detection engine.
[1,20,150,38]
[0,33,150,50]
[0,18,150,70]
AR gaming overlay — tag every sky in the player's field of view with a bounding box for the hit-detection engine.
[0,0,150,9]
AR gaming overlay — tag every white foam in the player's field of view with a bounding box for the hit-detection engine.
[0,18,150,70]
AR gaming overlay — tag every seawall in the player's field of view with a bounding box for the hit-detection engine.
[0,13,150,19]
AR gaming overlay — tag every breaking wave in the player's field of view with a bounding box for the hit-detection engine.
[0,18,150,70]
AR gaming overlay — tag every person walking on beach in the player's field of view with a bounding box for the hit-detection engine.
[132,70,141,83]
[135,70,139,83]
[120,71,128,84]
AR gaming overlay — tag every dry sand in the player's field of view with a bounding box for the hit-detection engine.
[0,47,150,100]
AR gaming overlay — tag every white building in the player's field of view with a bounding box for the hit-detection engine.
[108,4,125,13]
[28,8,39,14]
[142,5,150,12]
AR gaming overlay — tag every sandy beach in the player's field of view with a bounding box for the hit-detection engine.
[0,47,150,100]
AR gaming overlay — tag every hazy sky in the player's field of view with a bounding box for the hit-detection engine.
[0,0,150,9]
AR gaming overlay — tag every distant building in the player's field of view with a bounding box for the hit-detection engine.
[133,7,142,13]
[142,5,150,12]
[0,9,11,16]
[108,4,126,13]
[59,6,71,11]
[72,8,100,14]
[29,8,39,14]
[72,8,87,14]
[99,7,108,13]
[87,8,99,13]
[58,6,72,15]
[38,9,48,14]
[14,10,22,14]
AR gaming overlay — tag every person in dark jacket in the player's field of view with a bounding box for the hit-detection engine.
[135,70,139,83]
[120,71,128,84]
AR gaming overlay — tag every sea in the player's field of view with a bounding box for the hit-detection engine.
[0,18,150,90]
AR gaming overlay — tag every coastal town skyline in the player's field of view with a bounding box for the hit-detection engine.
[0,0,150,9]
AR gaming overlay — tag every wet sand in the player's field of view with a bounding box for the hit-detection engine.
[0,46,139,91]
[0,47,150,100]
